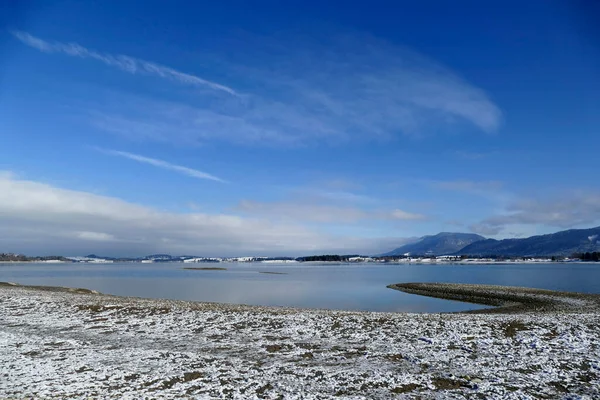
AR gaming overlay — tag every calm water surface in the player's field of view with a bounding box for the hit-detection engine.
[1,262,598,312]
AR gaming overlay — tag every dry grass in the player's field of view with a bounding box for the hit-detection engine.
[502,320,529,339]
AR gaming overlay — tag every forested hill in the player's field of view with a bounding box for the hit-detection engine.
[455,226,600,257]
[382,233,485,256]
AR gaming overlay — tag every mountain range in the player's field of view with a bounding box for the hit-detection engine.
[382,227,600,257]
[382,232,485,256]
[456,226,600,257]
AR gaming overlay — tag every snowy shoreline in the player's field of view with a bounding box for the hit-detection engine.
[1,283,599,399]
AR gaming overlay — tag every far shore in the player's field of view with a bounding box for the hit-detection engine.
[2,260,600,266]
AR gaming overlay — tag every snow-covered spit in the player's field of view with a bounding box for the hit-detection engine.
[1,282,599,399]
[388,282,600,314]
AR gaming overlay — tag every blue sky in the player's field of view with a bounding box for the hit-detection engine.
[1,0,599,256]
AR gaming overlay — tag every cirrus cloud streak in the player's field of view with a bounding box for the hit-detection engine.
[13,31,502,145]
[11,31,238,96]
[98,148,226,183]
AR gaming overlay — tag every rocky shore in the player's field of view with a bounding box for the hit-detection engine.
[1,282,599,399]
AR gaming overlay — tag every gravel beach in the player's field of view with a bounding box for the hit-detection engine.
[1,282,599,399]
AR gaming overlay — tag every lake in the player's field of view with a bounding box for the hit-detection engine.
[1,262,598,312]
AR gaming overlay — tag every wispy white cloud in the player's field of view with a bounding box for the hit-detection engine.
[236,199,426,224]
[390,209,426,221]
[287,184,376,205]
[76,231,115,242]
[236,200,368,223]
[243,32,503,135]
[431,180,504,193]
[472,192,600,235]
[234,179,426,225]
[427,179,512,206]
[99,148,226,183]
[320,179,363,192]
[0,173,408,256]
[454,150,491,160]
[14,31,502,145]
[11,31,238,96]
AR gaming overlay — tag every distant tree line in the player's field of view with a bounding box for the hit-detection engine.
[296,255,363,262]
[378,255,410,261]
[0,253,72,262]
[0,253,30,262]
[572,252,600,262]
